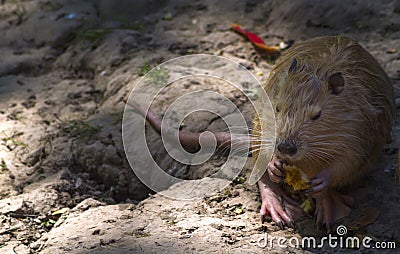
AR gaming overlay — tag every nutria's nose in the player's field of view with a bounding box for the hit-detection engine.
[277,141,297,155]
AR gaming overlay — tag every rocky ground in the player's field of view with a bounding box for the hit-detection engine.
[0,0,399,253]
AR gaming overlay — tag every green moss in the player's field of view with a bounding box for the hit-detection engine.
[122,21,147,31]
[135,232,151,238]
[43,218,57,228]
[138,62,152,76]
[79,28,111,43]
[61,120,100,140]
[13,5,26,25]
[108,111,124,125]
[222,188,231,196]
[144,66,170,86]
[1,132,27,148]
[0,159,8,171]
[233,176,245,184]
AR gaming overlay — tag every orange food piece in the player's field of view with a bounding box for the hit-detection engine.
[300,198,313,214]
[283,165,310,191]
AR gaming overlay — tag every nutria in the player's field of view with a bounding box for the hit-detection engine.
[127,35,395,229]
[253,35,395,229]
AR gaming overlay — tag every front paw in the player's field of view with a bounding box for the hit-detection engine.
[267,158,285,183]
[307,169,333,194]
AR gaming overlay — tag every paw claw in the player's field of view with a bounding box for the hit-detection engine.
[258,172,307,230]
[313,189,352,231]
[260,213,270,224]
[276,221,284,230]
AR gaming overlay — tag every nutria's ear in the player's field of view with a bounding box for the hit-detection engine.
[288,58,298,73]
[328,72,344,95]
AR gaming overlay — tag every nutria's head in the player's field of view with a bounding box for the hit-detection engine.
[272,58,350,171]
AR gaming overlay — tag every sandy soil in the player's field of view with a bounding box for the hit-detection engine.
[0,0,399,253]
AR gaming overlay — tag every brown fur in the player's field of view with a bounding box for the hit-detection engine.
[253,36,395,188]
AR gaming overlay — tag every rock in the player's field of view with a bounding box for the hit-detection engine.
[0,242,29,254]
[21,146,45,166]
[72,198,105,212]
[0,196,24,214]
[13,244,30,254]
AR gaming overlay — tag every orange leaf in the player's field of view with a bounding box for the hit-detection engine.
[231,23,280,55]
[254,43,281,54]
[231,23,266,45]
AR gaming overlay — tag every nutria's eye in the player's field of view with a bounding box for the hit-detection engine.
[288,58,298,73]
[311,111,321,121]
[276,106,280,113]
[328,72,345,95]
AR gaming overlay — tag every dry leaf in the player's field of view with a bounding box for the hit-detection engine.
[348,207,380,230]
[234,207,244,215]
[51,207,70,216]
[386,49,397,54]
